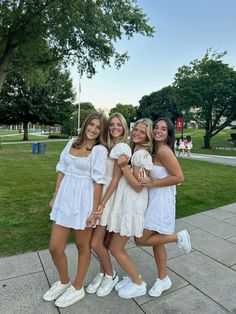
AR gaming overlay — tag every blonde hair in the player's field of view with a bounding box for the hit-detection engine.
[106,112,129,150]
[72,112,107,149]
[130,118,153,153]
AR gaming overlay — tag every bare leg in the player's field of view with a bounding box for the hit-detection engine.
[153,245,167,279]
[91,225,113,276]
[135,229,177,247]
[49,223,71,284]
[73,228,93,289]
[109,233,142,285]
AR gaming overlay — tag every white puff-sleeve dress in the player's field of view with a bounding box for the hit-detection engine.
[50,139,108,229]
[144,165,176,234]
[98,143,132,226]
[107,149,153,238]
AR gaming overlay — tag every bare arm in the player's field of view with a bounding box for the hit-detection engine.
[118,155,143,193]
[139,146,184,188]
[50,171,65,208]
[101,160,122,205]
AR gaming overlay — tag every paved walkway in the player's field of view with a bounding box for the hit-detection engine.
[1,203,236,314]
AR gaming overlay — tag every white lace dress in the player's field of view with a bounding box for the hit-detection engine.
[98,143,132,226]
[107,149,153,237]
[50,139,108,229]
[144,165,176,234]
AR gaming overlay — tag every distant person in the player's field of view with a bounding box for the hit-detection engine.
[136,118,191,298]
[185,135,193,158]
[43,112,107,308]
[178,138,185,157]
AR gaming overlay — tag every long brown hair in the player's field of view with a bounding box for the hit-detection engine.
[153,118,175,153]
[72,112,107,149]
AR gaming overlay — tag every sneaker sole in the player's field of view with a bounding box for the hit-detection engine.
[43,286,71,301]
[183,231,191,254]
[148,282,172,297]
[118,289,146,299]
[55,291,85,308]
[96,275,119,297]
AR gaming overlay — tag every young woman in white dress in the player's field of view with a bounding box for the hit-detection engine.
[108,118,153,299]
[85,113,130,297]
[43,112,108,308]
[136,118,191,298]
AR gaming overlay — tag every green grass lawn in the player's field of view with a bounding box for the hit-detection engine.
[1,141,236,257]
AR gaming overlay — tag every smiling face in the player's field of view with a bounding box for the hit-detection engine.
[85,118,101,142]
[132,122,148,145]
[108,116,124,140]
[153,119,168,143]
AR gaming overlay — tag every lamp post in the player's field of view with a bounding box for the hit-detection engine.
[181,110,186,139]
[77,81,81,134]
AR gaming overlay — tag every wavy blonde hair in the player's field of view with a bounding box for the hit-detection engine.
[106,112,129,150]
[130,118,153,153]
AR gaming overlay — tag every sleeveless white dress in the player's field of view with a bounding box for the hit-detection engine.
[97,143,132,226]
[50,139,108,229]
[107,149,153,238]
[144,164,176,234]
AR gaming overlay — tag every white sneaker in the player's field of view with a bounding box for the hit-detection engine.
[86,272,104,294]
[148,276,172,297]
[115,276,132,291]
[118,281,146,299]
[177,230,191,253]
[55,286,85,308]
[96,271,119,297]
[115,274,141,291]
[43,280,71,301]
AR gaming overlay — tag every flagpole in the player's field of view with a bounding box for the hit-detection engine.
[77,81,81,134]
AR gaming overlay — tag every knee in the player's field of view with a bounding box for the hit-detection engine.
[49,243,63,258]
[90,238,100,252]
[109,242,120,258]
[76,242,90,254]
[134,236,145,246]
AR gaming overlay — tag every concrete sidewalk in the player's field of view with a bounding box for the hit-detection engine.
[1,203,236,314]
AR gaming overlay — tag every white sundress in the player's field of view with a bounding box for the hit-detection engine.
[98,143,132,226]
[107,149,153,238]
[144,165,176,234]
[50,138,108,229]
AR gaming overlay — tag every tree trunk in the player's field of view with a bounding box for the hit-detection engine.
[23,122,29,141]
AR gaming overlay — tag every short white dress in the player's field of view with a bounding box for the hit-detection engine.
[97,143,132,226]
[107,149,153,238]
[144,165,176,234]
[50,139,108,229]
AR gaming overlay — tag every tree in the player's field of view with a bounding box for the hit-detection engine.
[136,86,179,124]
[0,0,154,90]
[109,103,136,127]
[0,68,75,140]
[173,50,236,148]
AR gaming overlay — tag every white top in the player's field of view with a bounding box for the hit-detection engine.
[107,149,153,237]
[144,164,176,234]
[98,143,131,226]
[50,139,108,229]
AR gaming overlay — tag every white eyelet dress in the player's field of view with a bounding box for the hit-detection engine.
[144,165,176,234]
[97,143,132,227]
[107,149,153,238]
[50,139,108,230]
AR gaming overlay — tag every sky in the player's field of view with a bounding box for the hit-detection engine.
[71,0,236,112]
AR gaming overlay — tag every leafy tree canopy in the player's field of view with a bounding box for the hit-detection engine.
[173,50,236,148]
[0,67,75,140]
[136,86,178,124]
[0,0,154,89]
[109,103,136,127]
